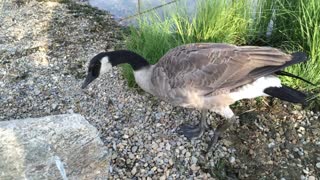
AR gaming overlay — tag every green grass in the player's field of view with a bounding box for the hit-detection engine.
[271,0,320,91]
[267,0,320,108]
[124,0,320,103]
[124,0,271,87]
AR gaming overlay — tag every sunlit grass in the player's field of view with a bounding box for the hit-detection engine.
[267,0,320,109]
[271,0,320,93]
[124,0,271,87]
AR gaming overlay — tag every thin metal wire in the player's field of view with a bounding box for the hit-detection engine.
[138,0,141,14]
[119,0,179,22]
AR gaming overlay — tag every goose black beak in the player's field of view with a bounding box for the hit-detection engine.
[81,74,96,89]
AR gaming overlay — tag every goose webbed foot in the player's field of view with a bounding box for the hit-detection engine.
[177,123,205,139]
[177,110,208,139]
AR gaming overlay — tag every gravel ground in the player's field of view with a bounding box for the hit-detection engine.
[1,1,320,179]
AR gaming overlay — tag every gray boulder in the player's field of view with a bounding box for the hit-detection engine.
[0,114,110,180]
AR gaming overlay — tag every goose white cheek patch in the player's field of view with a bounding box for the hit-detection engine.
[100,56,112,74]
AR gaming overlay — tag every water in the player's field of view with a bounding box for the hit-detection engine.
[88,0,273,36]
[88,0,195,24]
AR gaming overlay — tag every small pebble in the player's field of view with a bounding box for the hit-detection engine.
[229,156,236,164]
[129,153,135,159]
[191,156,198,164]
[131,167,137,175]
[185,152,191,157]
[302,168,309,174]
[298,151,304,156]
[308,176,316,180]
[190,164,200,171]
[151,142,158,150]
[165,143,171,151]
[131,146,138,152]
[123,134,129,139]
[268,142,275,148]
[169,159,174,166]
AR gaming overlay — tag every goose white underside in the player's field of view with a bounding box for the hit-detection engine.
[229,75,282,102]
[182,75,282,112]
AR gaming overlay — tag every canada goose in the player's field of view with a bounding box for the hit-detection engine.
[82,43,310,143]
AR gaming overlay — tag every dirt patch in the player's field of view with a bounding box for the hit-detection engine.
[201,100,320,179]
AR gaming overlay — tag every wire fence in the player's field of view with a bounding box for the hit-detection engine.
[119,0,179,22]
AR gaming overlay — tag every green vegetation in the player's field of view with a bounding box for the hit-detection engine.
[272,0,320,92]
[271,0,320,108]
[124,0,319,101]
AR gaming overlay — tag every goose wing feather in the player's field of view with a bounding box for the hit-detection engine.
[151,43,291,102]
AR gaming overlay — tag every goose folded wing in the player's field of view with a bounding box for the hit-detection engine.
[152,43,292,97]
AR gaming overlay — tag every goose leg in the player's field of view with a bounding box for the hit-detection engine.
[207,115,237,152]
[177,110,208,139]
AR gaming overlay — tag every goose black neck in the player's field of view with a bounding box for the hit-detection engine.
[107,50,150,71]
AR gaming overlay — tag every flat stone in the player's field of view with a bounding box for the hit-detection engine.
[0,114,111,179]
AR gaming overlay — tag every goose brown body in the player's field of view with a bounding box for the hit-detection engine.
[144,43,294,116]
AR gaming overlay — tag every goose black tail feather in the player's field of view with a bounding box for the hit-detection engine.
[264,85,307,105]
[281,52,308,68]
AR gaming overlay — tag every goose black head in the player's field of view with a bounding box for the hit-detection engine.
[81,50,150,89]
[82,52,112,89]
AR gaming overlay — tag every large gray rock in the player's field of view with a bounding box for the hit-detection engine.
[0,114,110,180]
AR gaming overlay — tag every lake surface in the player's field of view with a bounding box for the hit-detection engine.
[88,0,195,24]
[88,0,273,36]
